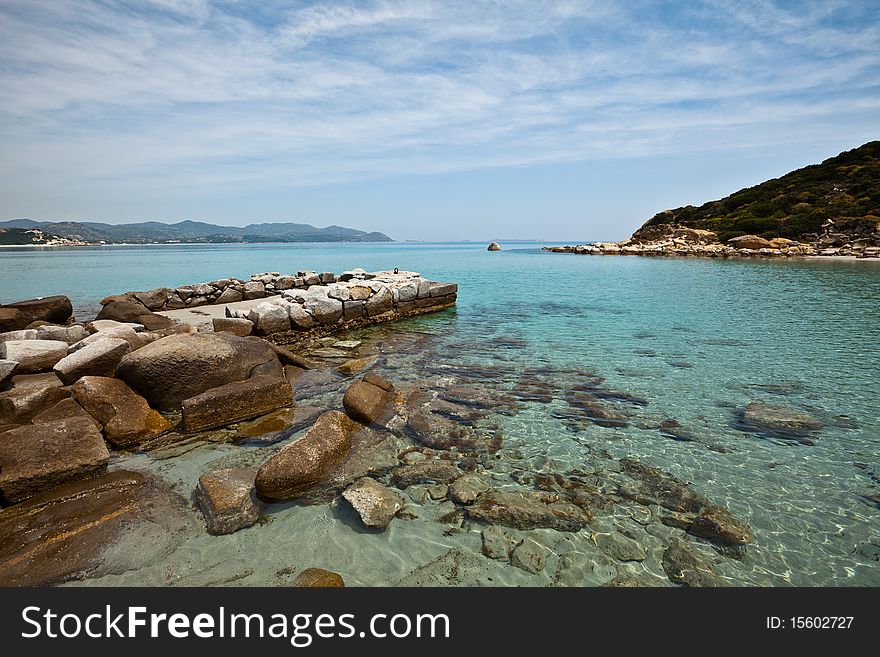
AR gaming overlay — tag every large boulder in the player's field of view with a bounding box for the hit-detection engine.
[0,339,68,373]
[487,242,501,251]
[71,376,172,448]
[181,375,292,433]
[342,477,403,530]
[53,337,131,385]
[195,467,261,535]
[31,398,102,430]
[115,332,282,410]
[0,381,69,424]
[96,300,149,323]
[342,374,395,424]
[255,410,356,501]
[247,302,291,335]
[304,296,343,324]
[1,295,73,327]
[0,418,109,504]
[0,308,25,332]
[727,235,774,250]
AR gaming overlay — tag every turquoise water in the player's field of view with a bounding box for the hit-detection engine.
[3,243,880,585]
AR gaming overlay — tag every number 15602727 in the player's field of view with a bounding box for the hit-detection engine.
[766,617,854,629]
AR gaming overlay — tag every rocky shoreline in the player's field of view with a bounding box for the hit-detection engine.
[543,222,880,259]
[0,266,775,587]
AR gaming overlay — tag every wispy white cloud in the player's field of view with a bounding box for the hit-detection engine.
[0,0,877,221]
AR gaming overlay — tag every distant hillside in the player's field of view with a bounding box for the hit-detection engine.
[0,226,71,246]
[0,219,393,244]
[635,141,880,242]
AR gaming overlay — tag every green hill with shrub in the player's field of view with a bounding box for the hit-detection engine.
[637,141,880,242]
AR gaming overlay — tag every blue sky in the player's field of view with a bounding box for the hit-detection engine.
[0,0,878,241]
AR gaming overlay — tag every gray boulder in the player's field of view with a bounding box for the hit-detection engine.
[53,337,131,385]
[304,296,343,324]
[0,340,68,373]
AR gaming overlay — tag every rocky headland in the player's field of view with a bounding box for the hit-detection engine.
[546,140,880,259]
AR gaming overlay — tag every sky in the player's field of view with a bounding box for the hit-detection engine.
[0,0,878,241]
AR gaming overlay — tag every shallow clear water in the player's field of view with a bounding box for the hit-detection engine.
[3,243,879,585]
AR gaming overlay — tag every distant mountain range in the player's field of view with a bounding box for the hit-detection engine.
[0,219,393,244]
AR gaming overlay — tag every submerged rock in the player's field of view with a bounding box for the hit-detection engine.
[342,477,403,530]
[449,473,490,504]
[115,332,282,410]
[466,489,593,532]
[292,568,344,587]
[195,467,261,535]
[511,538,549,574]
[662,541,728,587]
[595,532,647,562]
[71,376,172,448]
[392,461,461,488]
[481,525,520,561]
[255,410,356,501]
[0,417,109,504]
[736,403,823,443]
[0,470,188,586]
[342,374,395,424]
[617,458,752,545]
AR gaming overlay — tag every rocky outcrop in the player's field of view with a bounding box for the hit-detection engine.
[71,376,172,448]
[342,477,403,530]
[487,242,501,251]
[255,410,356,501]
[115,332,282,410]
[181,375,292,433]
[0,417,109,504]
[195,467,261,535]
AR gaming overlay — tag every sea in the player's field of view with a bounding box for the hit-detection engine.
[1,242,879,586]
